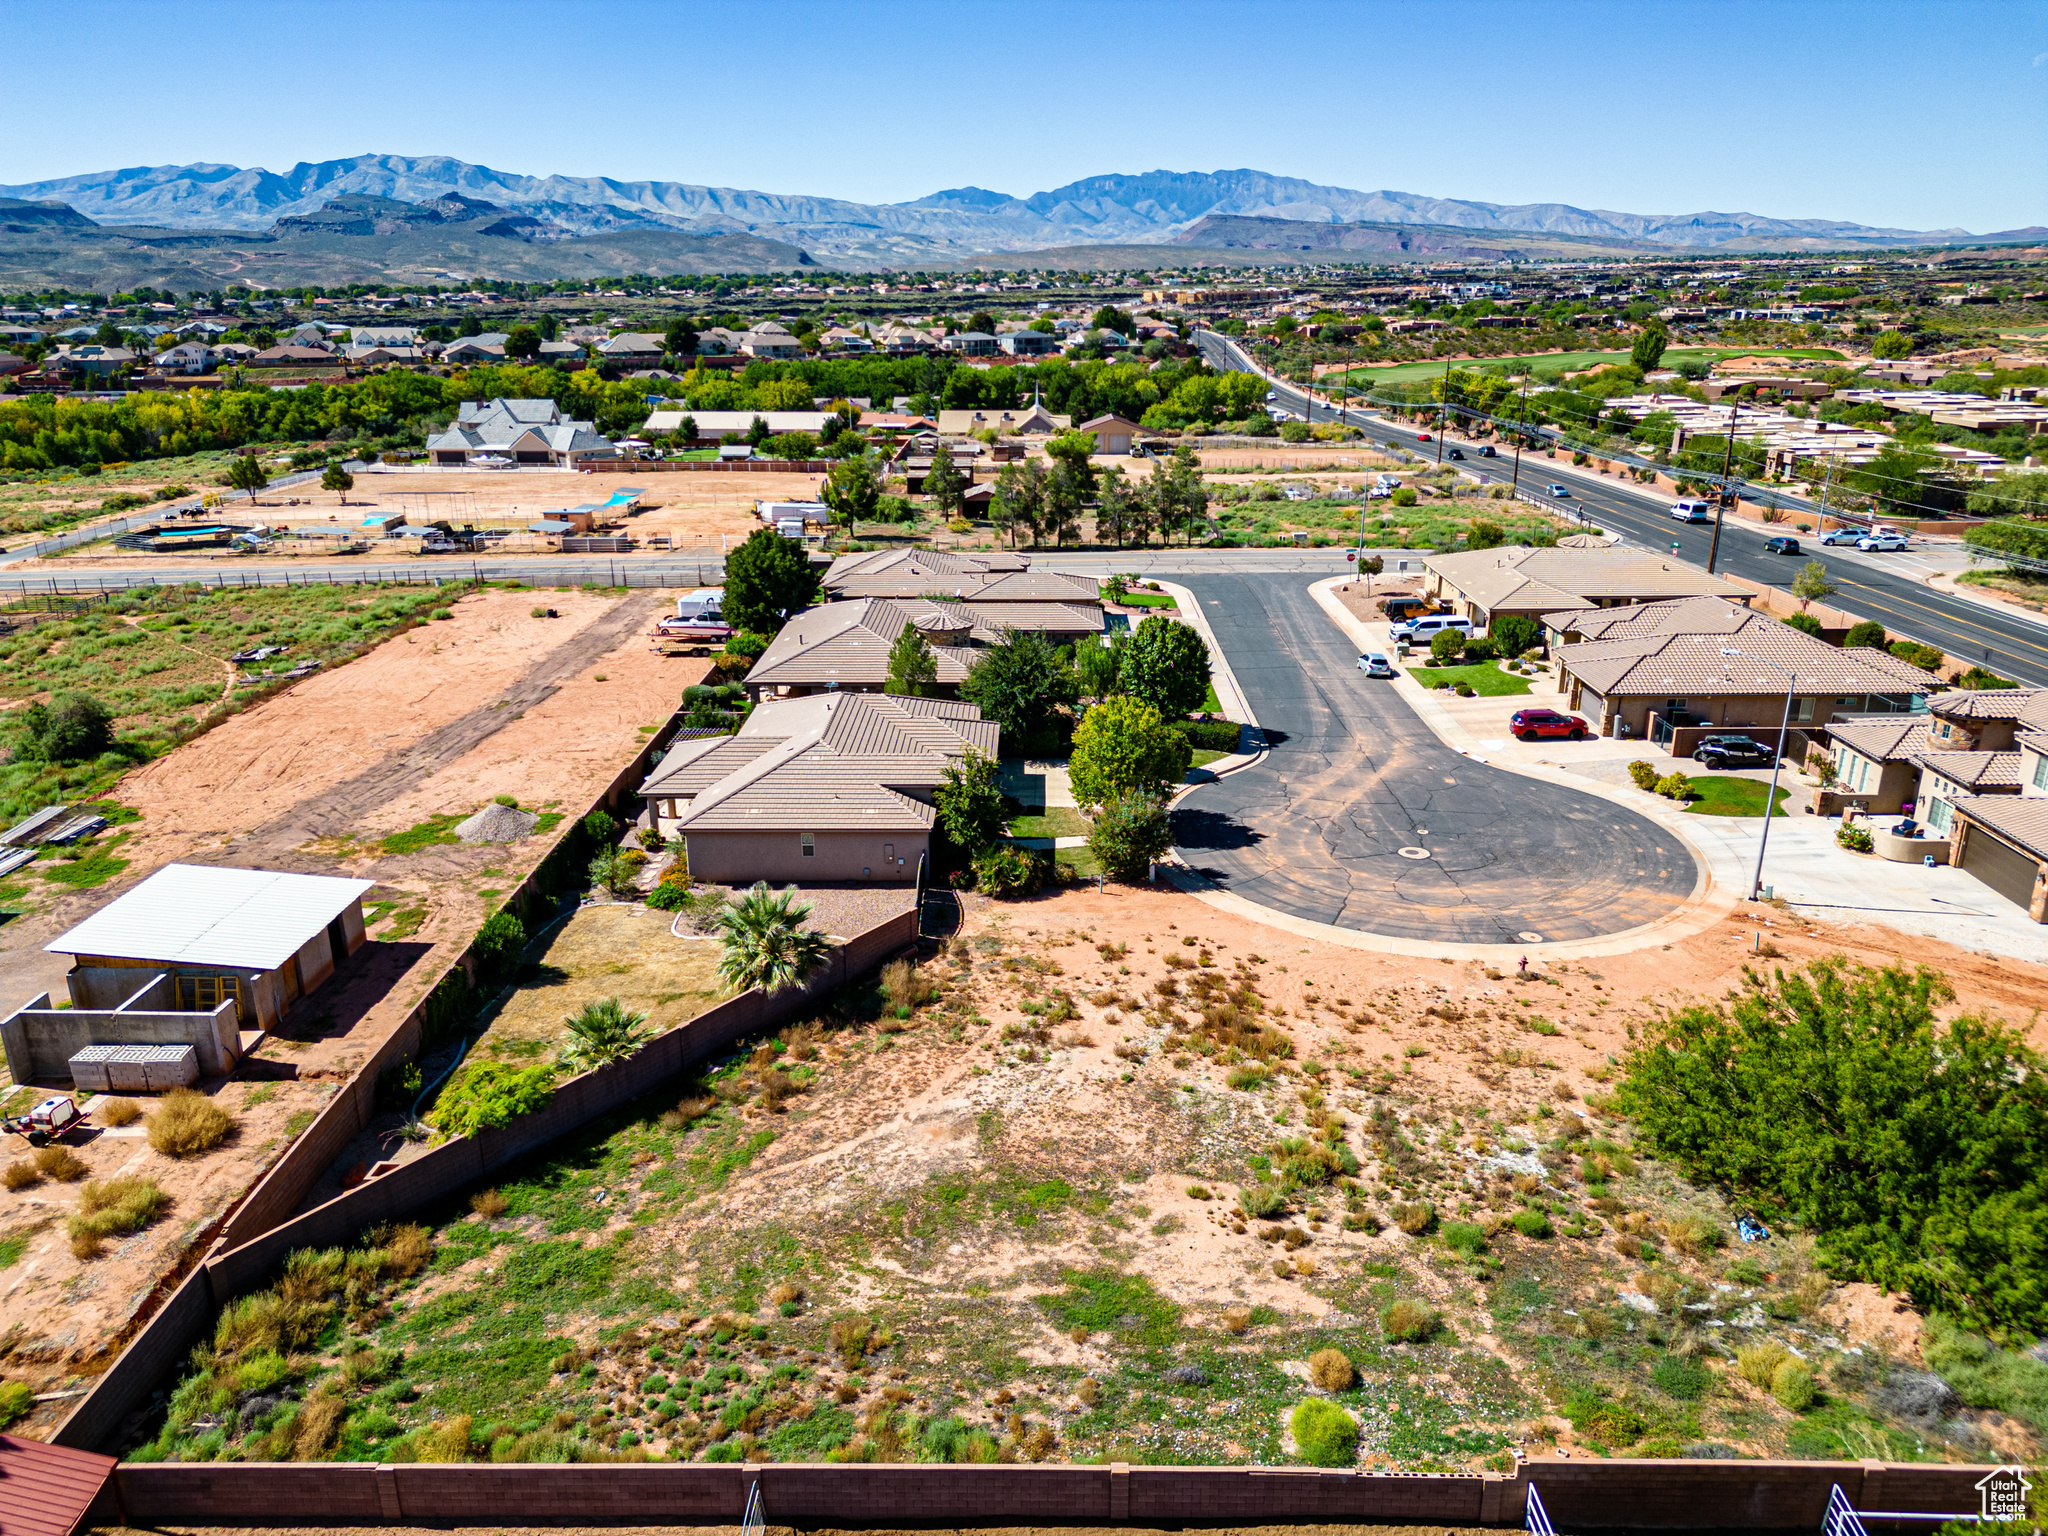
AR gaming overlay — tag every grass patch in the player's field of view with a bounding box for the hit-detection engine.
[1407,661,1532,696]
[1008,807,1090,840]
[379,814,466,856]
[1189,748,1229,768]
[1678,775,1789,817]
[1117,591,1179,609]
[1054,845,1103,880]
[1037,1269,1181,1346]
[37,835,132,888]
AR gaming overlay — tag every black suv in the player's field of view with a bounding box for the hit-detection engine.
[1693,735,1775,769]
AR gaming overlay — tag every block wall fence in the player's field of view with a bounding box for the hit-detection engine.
[107,1454,2004,1529]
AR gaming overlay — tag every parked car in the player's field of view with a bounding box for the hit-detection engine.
[1446,448,1465,460]
[1391,612,1476,645]
[1669,499,1712,523]
[1477,445,1498,458]
[1509,707,1589,742]
[1764,535,1801,554]
[1358,652,1396,678]
[1858,531,1910,551]
[1381,595,1443,623]
[1546,484,1571,498]
[1693,735,1776,769]
[1819,526,1864,546]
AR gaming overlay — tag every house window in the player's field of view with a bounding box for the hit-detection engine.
[800,833,815,857]
[1929,797,1952,832]
[1794,697,1815,723]
[2034,755,2048,792]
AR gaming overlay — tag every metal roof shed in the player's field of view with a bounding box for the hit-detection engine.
[0,1432,120,1536]
[48,865,372,970]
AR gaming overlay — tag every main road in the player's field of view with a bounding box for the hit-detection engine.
[1193,332,2048,687]
[1169,573,1699,944]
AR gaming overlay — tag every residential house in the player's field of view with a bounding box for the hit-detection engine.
[0,352,25,377]
[347,325,421,350]
[821,549,1100,609]
[819,327,874,353]
[1544,596,1936,746]
[537,339,586,367]
[1076,414,1142,455]
[425,397,612,466]
[284,324,336,351]
[644,409,830,442]
[738,322,804,360]
[247,345,342,369]
[998,329,1059,356]
[439,333,508,364]
[641,692,998,884]
[1826,716,1936,815]
[596,332,666,368]
[1913,690,2048,890]
[1427,542,1751,631]
[934,400,1071,437]
[742,597,1104,702]
[941,331,999,357]
[153,342,214,374]
[50,345,136,377]
[345,344,427,366]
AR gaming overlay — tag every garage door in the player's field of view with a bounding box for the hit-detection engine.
[1961,828,2040,911]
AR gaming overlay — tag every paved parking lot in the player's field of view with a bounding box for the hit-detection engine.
[1170,574,1701,944]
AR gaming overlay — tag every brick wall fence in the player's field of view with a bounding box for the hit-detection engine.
[50,907,917,1454]
[107,1454,2001,1529]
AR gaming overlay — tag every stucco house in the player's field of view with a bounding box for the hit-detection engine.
[742,597,1103,702]
[426,398,612,466]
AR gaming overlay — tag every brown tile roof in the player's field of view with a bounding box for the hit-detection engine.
[1562,626,1935,699]
[1830,718,1935,763]
[1928,687,2048,725]
[0,1433,118,1536]
[746,598,1098,691]
[1912,750,2025,789]
[1548,595,1762,641]
[822,548,1098,605]
[1429,547,1748,613]
[1951,794,2048,862]
[661,693,997,834]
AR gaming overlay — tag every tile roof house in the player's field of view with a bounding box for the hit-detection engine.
[425,397,611,466]
[935,401,1071,436]
[1545,598,1936,743]
[738,322,804,359]
[1946,794,2048,920]
[597,332,666,365]
[644,409,829,441]
[641,692,997,884]
[439,333,508,364]
[1826,716,1936,814]
[821,549,1100,608]
[742,597,1103,701]
[1426,545,1750,627]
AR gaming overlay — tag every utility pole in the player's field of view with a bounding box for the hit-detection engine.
[1816,452,1837,531]
[1509,373,1528,499]
[1705,396,1741,575]
[1437,361,1449,466]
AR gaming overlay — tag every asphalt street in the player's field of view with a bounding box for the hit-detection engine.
[1194,332,2048,687]
[1170,573,1698,943]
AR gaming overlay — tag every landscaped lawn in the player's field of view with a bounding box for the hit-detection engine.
[1681,775,1789,817]
[1053,845,1103,879]
[1007,807,1090,840]
[1406,661,1532,697]
[1189,748,1229,769]
[1201,680,1223,713]
[1117,591,1179,609]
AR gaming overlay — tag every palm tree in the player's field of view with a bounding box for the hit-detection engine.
[714,883,831,993]
[559,997,654,1071]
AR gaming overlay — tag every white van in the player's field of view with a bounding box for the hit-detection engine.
[1390,613,1476,645]
[1669,499,1712,523]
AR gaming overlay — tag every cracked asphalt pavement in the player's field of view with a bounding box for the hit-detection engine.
[1170,574,1700,944]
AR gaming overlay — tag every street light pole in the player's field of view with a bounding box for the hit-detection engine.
[1722,647,1795,901]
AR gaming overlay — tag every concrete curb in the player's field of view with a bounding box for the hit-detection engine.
[1922,570,2048,633]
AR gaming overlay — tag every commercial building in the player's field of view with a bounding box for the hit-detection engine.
[642,693,997,884]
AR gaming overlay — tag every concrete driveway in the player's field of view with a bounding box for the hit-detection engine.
[1170,574,1701,944]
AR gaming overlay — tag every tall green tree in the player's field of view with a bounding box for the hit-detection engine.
[821,453,882,538]
[885,622,939,696]
[959,628,1078,752]
[1094,465,1141,549]
[320,464,354,502]
[933,748,1006,853]
[663,316,699,358]
[1630,322,1669,374]
[1118,614,1212,719]
[1087,791,1174,880]
[1791,559,1837,609]
[922,440,967,519]
[1617,958,2048,1335]
[1068,695,1191,807]
[722,527,818,634]
[505,324,542,362]
[990,458,1046,550]
[225,455,268,493]
[1147,445,1209,546]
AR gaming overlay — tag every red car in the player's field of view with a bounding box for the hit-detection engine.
[1509,707,1589,742]
[1416,432,1432,442]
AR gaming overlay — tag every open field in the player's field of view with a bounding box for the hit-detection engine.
[0,581,706,1407]
[114,882,2048,1468]
[0,449,246,541]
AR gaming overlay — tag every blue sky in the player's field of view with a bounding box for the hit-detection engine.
[2,0,2041,232]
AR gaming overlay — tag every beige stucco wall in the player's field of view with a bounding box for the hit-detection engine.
[685,829,927,886]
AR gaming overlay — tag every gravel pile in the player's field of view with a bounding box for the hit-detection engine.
[456,803,539,844]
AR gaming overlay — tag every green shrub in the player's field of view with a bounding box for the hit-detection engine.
[1172,718,1243,753]
[1391,487,1417,507]
[431,1064,556,1138]
[1087,792,1172,881]
[1380,1298,1440,1342]
[1842,620,1887,649]
[1618,958,2048,1335]
[1563,1389,1644,1447]
[1441,1220,1488,1255]
[1921,1315,2048,1433]
[1510,1208,1554,1239]
[1653,1354,1712,1400]
[1837,823,1874,852]
[645,881,688,911]
[1889,639,1945,672]
[583,809,618,843]
[471,910,526,988]
[1237,1183,1287,1220]
[0,1379,33,1429]
[972,844,1043,898]
[1771,1359,1816,1411]
[1289,1399,1358,1465]
[1628,760,1660,791]
[1654,771,1693,801]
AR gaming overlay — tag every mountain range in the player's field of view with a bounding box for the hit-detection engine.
[0,156,2005,266]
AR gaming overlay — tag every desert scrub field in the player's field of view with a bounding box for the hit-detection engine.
[0,449,244,539]
[1206,482,1570,551]
[127,916,2037,1470]
[0,579,474,821]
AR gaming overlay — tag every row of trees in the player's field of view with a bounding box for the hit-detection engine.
[985,444,1210,549]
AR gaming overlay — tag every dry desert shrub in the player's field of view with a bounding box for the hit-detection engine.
[293,1389,347,1460]
[33,1146,89,1182]
[1381,1298,1440,1343]
[1736,1342,1792,1389]
[1075,1376,1100,1406]
[1308,1347,1355,1391]
[2,1161,40,1192]
[1053,1028,1096,1049]
[757,1069,806,1114]
[829,1315,873,1368]
[769,1281,804,1306]
[146,1088,233,1157]
[470,1188,509,1219]
[384,1222,433,1277]
[660,1095,716,1130]
[66,1175,169,1258]
[415,1413,475,1461]
[880,959,923,1012]
[1222,1306,1253,1334]
[96,1097,141,1127]
[1394,1200,1437,1235]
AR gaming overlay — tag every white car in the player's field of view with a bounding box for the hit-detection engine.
[1547,484,1571,499]
[1858,532,1909,552]
[1358,652,1396,678]
[1265,389,1278,401]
